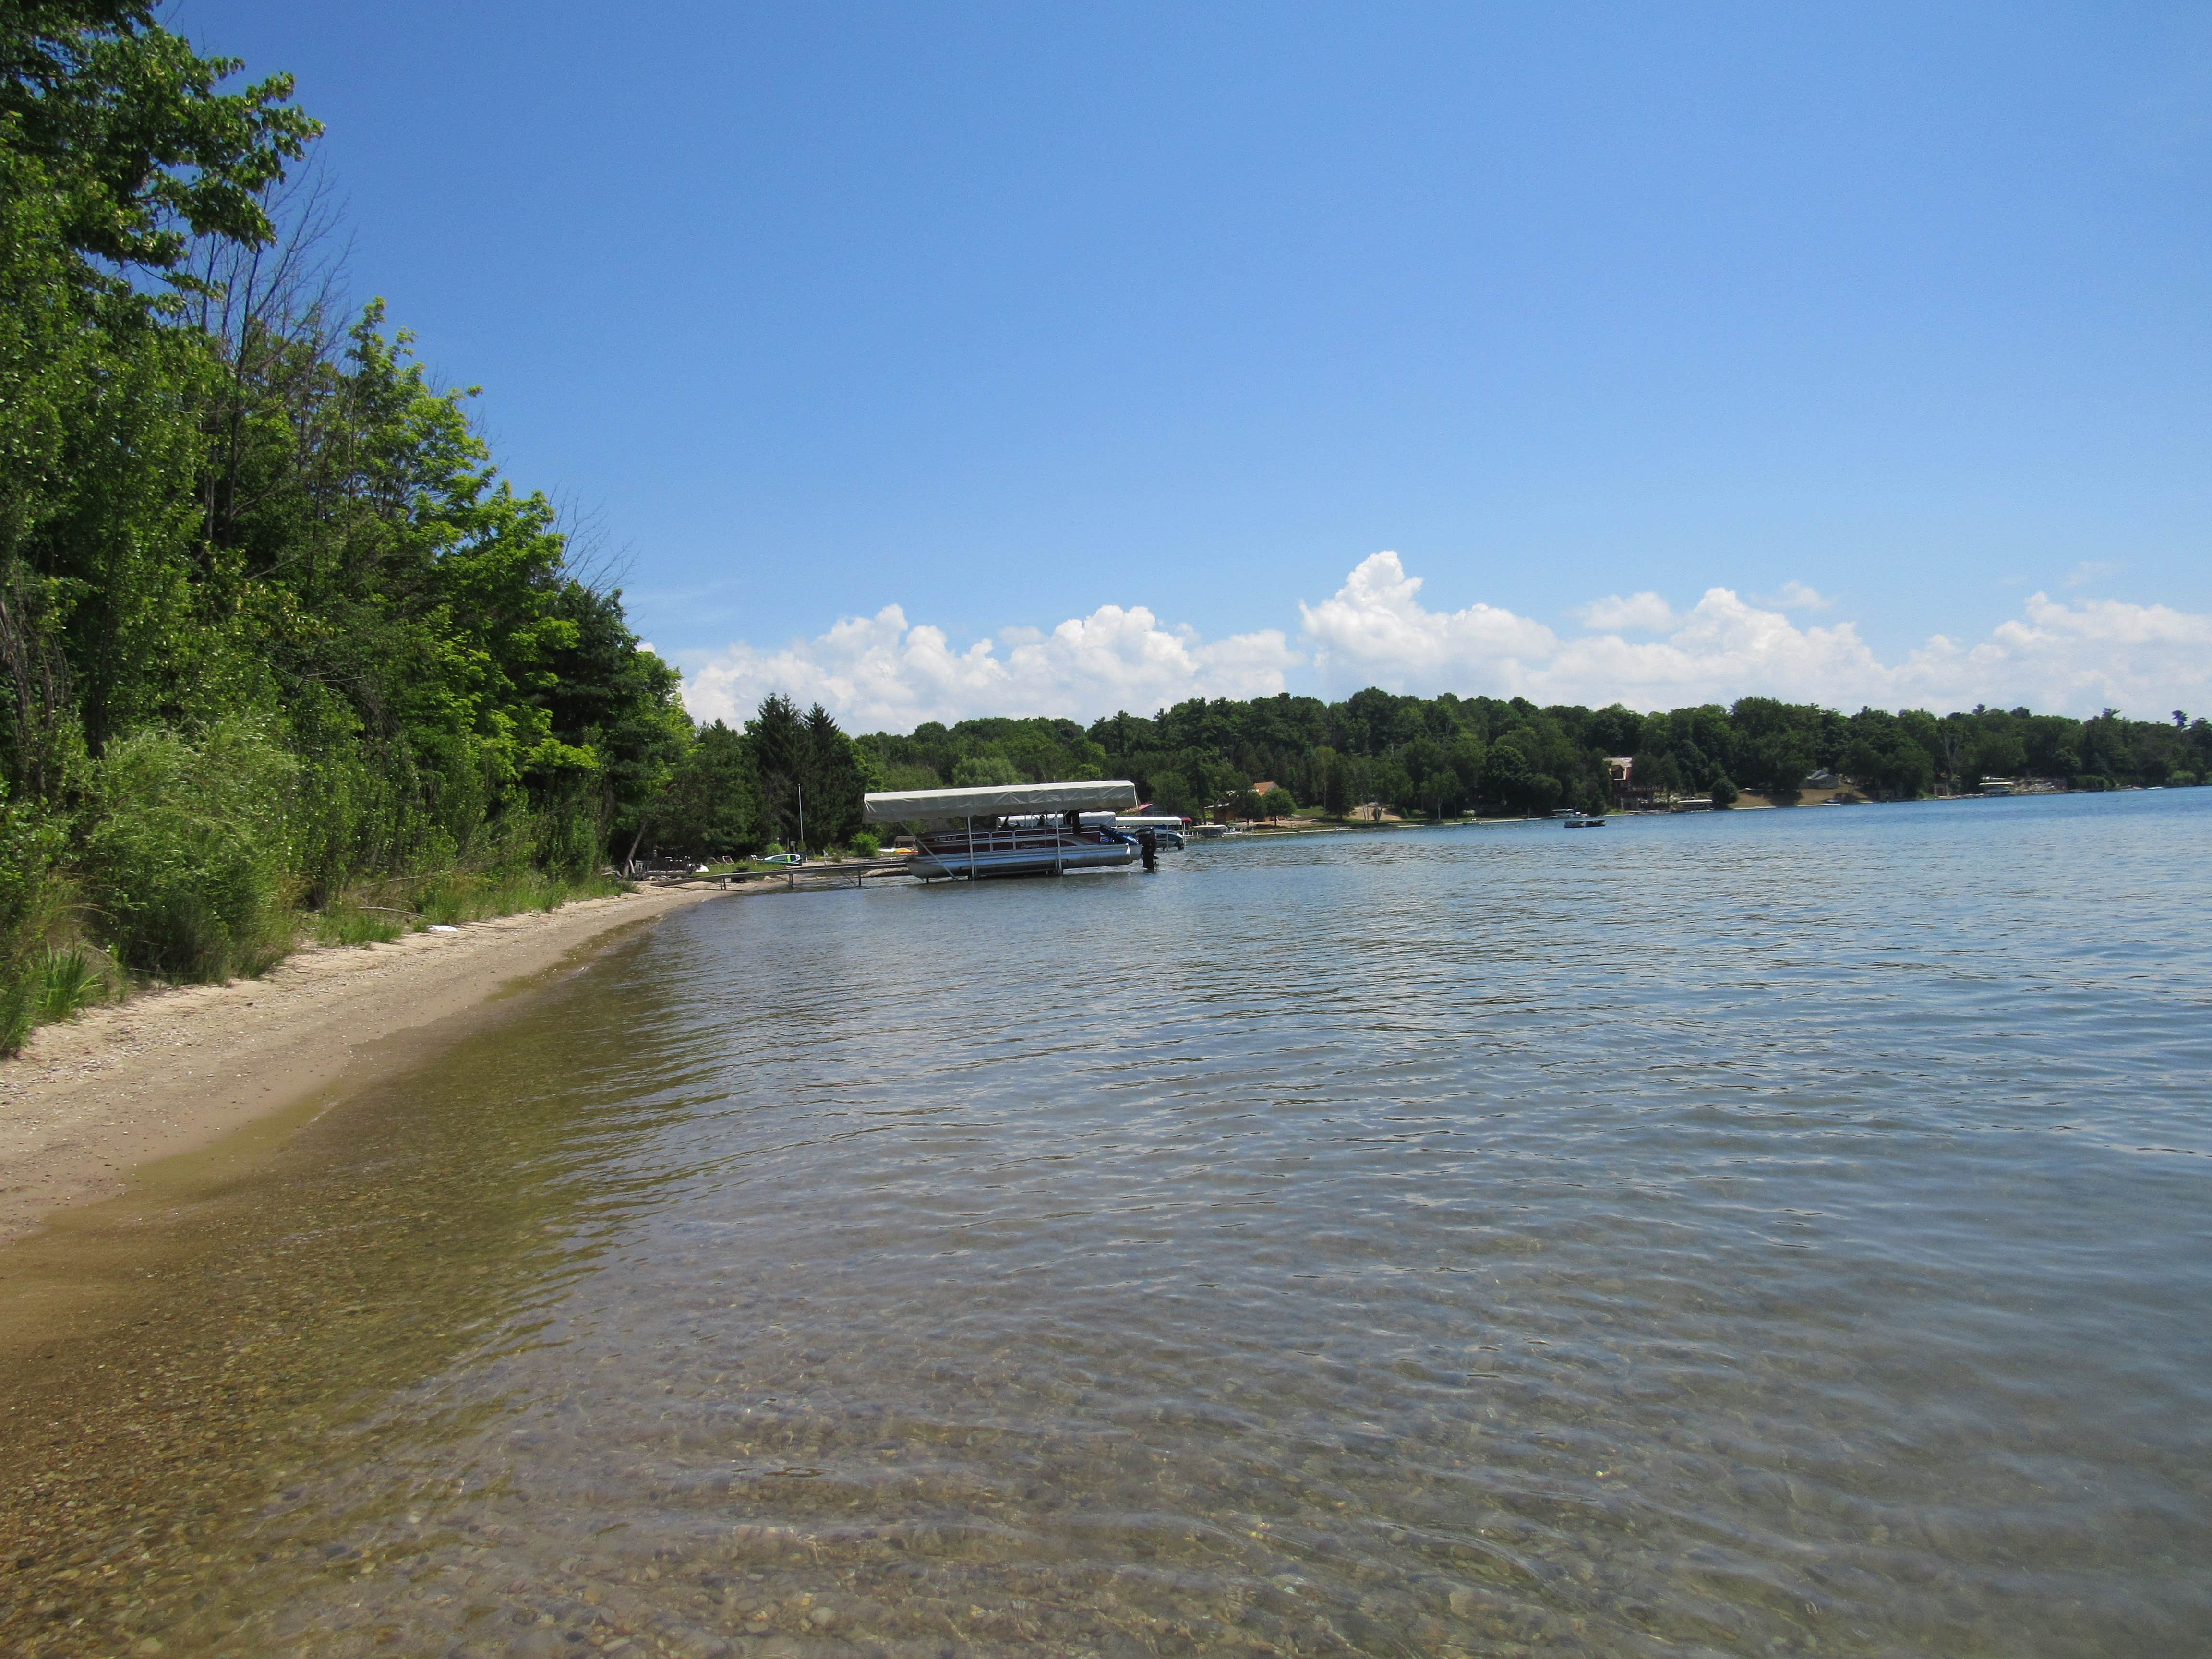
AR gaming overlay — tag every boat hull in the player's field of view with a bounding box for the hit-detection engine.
[911,830,1139,880]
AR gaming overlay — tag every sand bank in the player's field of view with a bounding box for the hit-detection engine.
[0,885,726,1244]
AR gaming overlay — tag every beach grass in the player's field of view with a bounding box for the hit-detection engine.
[309,904,411,948]
[31,944,120,1024]
[412,870,629,927]
[305,872,631,948]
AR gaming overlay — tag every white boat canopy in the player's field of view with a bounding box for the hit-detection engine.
[864,779,1139,824]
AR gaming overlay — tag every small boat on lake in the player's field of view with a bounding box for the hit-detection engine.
[865,780,1142,880]
[1564,813,1605,828]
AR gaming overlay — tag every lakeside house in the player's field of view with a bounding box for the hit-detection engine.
[1608,756,1657,811]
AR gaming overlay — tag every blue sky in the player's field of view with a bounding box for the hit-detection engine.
[180,1,2212,723]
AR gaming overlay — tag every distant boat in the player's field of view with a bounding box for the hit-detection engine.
[1564,813,1605,828]
[1112,814,1191,850]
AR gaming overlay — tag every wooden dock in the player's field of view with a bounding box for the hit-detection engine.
[645,858,917,894]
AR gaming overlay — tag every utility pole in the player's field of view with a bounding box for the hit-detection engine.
[797,781,805,854]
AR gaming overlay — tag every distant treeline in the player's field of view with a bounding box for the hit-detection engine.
[857,692,2212,820]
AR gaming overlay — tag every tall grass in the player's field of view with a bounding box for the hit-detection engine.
[0,801,69,1053]
[33,944,118,1023]
[303,870,627,947]
[308,903,409,947]
[413,870,625,926]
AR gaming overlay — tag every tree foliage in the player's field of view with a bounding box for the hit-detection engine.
[648,721,760,861]
[0,5,692,1038]
[627,697,873,862]
[854,692,2212,825]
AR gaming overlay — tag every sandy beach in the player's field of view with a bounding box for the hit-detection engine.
[0,885,727,1246]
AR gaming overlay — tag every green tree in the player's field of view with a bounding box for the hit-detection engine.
[746,693,807,847]
[0,9,747,1034]
[801,701,866,850]
[1479,744,1539,813]
[1319,747,1350,816]
[738,694,868,853]
[648,721,761,860]
[1841,710,1936,800]
[2,2,319,275]
[951,749,1022,786]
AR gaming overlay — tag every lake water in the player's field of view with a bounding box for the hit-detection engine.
[3,792,2209,1658]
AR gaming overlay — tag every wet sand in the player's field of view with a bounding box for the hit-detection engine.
[0,885,726,1245]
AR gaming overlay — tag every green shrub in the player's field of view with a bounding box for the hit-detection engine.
[850,831,880,857]
[0,798,65,1054]
[528,773,605,880]
[83,720,300,983]
[33,944,116,1023]
[310,903,408,947]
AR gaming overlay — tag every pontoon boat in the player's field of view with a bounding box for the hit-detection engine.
[864,781,1143,880]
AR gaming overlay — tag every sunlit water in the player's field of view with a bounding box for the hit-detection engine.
[3,793,2210,1658]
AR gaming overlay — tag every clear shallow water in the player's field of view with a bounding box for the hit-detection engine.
[3,792,2210,1658]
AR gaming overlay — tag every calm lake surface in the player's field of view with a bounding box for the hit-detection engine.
[3,793,2210,1658]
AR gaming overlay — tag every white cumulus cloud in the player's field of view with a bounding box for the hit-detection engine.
[1298,552,1558,681]
[1300,555,2212,715]
[1909,591,2212,715]
[1574,591,1678,631]
[678,553,2212,731]
[681,602,1297,731]
[1751,579,1836,612]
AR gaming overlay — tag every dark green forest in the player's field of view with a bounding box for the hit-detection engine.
[858,692,2212,821]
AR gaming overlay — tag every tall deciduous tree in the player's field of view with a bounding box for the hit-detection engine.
[0,8,708,1042]
[648,721,762,861]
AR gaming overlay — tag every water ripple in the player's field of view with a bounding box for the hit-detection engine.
[4,791,2210,1657]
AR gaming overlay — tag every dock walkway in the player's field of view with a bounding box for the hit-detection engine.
[644,858,916,894]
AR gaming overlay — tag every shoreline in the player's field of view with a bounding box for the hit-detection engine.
[0,885,726,1247]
